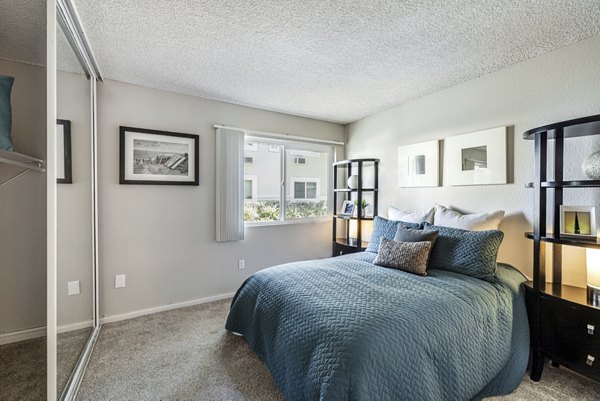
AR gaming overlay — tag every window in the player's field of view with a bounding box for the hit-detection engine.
[244,142,257,151]
[244,180,252,199]
[244,175,257,200]
[244,156,254,164]
[243,136,332,224]
[293,180,318,199]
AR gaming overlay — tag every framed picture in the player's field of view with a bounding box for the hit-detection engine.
[560,205,597,239]
[57,119,72,184]
[119,126,199,185]
[398,140,439,187]
[339,200,355,216]
[444,126,507,186]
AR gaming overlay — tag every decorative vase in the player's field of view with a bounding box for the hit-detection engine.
[0,75,15,151]
[347,174,358,189]
[582,152,600,179]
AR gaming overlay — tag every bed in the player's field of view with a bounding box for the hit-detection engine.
[225,251,529,401]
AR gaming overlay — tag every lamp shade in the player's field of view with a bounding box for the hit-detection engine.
[586,248,600,304]
[349,219,358,239]
[348,220,373,243]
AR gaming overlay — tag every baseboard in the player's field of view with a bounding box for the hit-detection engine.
[100,292,236,325]
[0,326,46,345]
[0,293,235,345]
[57,320,94,334]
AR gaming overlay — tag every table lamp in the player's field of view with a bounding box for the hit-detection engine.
[586,248,600,306]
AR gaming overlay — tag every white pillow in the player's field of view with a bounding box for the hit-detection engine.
[433,204,504,231]
[388,206,434,224]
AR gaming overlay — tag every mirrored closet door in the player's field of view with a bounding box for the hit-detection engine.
[54,0,102,399]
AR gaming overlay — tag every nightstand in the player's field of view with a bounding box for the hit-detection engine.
[332,239,367,257]
[525,281,600,382]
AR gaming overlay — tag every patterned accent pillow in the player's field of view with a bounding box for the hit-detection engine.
[365,216,421,253]
[423,222,504,282]
[373,238,432,276]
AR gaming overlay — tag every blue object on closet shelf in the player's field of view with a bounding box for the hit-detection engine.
[0,75,15,151]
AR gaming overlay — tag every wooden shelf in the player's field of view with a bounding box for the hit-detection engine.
[525,180,600,188]
[333,158,378,257]
[523,113,600,140]
[333,188,377,192]
[525,281,599,310]
[525,232,600,249]
[524,114,600,384]
[333,215,374,220]
[334,238,369,248]
[333,158,380,166]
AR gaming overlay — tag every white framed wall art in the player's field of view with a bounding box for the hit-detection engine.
[444,126,507,186]
[397,140,439,187]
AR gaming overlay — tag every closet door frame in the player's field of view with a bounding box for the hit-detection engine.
[49,1,103,400]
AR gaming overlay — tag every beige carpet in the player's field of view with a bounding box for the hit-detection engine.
[75,298,600,401]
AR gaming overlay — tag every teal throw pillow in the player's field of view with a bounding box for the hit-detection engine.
[0,75,15,151]
[423,222,503,282]
[366,216,421,253]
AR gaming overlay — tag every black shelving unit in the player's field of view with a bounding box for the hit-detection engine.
[524,113,600,383]
[332,159,379,256]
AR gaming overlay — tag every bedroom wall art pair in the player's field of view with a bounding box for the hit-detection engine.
[398,126,507,187]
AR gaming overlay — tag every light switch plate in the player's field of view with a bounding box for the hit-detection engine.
[68,280,80,296]
[238,259,245,269]
[115,274,126,288]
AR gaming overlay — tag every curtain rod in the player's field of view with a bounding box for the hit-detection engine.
[214,124,344,146]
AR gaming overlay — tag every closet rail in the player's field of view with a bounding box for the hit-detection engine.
[0,149,46,173]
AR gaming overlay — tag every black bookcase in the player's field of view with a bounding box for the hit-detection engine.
[524,114,600,382]
[332,159,379,256]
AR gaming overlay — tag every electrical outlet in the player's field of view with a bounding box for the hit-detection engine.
[238,259,245,270]
[67,280,80,296]
[115,274,126,288]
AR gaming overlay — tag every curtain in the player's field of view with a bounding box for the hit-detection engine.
[215,127,245,242]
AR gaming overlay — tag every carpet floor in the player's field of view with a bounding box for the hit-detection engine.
[76,298,600,401]
[0,327,92,401]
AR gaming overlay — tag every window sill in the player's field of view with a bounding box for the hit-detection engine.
[245,217,331,228]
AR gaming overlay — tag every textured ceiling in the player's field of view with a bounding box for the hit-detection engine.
[2,1,600,124]
[0,0,46,66]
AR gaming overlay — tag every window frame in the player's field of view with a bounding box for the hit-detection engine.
[244,135,334,227]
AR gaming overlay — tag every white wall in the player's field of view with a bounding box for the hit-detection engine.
[346,34,600,286]
[97,79,344,319]
[0,59,46,333]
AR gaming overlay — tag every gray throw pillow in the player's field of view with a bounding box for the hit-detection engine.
[423,222,503,282]
[394,227,438,245]
[373,237,432,276]
[365,216,421,253]
[0,75,14,151]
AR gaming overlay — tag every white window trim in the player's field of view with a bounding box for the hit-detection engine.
[243,175,257,200]
[243,135,334,226]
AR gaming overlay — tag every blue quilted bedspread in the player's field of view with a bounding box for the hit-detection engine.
[225,252,529,401]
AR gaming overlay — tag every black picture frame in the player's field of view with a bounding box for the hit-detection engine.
[57,119,72,184]
[119,126,199,185]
